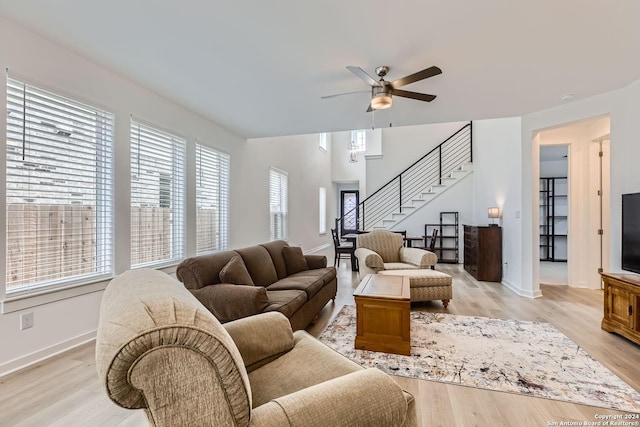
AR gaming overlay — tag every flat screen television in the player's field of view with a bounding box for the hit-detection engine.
[622,192,640,274]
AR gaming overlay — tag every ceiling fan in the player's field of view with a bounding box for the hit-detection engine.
[322,65,442,112]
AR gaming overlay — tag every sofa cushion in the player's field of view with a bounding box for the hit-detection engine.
[358,231,403,263]
[260,240,290,280]
[264,290,307,318]
[282,246,309,275]
[235,245,279,286]
[249,331,363,407]
[176,250,239,290]
[383,262,420,271]
[267,276,324,300]
[287,267,336,286]
[190,285,268,323]
[219,256,255,286]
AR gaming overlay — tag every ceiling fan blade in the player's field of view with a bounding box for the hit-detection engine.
[392,89,436,102]
[391,66,442,88]
[321,90,369,99]
[366,104,373,112]
[346,66,380,87]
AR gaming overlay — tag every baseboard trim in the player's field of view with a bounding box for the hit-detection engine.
[502,279,543,299]
[304,243,331,254]
[0,330,96,378]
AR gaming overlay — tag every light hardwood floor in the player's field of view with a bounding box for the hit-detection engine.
[1,261,639,426]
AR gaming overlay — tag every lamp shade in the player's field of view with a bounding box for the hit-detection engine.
[370,94,392,110]
[488,207,500,219]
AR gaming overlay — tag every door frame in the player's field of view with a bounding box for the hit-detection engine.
[340,190,359,235]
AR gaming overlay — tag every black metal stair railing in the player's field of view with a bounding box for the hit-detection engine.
[336,122,472,235]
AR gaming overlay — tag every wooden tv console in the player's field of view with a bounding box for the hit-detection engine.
[601,272,640,345]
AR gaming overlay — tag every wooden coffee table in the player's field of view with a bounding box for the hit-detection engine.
[353,274,411,355]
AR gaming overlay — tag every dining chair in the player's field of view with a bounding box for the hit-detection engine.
[331,228,354,267]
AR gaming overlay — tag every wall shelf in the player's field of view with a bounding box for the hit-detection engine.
[540,177,568,262]
[425,211,459,264]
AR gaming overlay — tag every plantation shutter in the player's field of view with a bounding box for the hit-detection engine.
[196,143,230,254]
[5,77,113,293]
[269,167,288,241]
[130,120,185,267]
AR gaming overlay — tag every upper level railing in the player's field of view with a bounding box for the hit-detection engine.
[336,122,472,235]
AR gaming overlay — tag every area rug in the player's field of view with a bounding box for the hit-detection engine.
[318,305,640,412]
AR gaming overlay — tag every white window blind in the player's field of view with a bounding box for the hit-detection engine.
[5,77,113,293]
[196,143,230,254]
[269,167,288,241]
[130,120,185,267]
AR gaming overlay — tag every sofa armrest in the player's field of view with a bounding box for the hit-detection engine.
[190,284,269,323]
[400,247,438,268]
[223,312,294,372]
[250,368,412,427]
[355,248,384,269]
[304,254,327,269]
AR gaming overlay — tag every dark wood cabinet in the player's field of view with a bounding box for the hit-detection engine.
[463,225,502,282]
[601,272,640,345]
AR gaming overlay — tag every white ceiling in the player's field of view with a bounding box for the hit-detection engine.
[1,1,639,139]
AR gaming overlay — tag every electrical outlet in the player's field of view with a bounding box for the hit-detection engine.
[20,312,34,330]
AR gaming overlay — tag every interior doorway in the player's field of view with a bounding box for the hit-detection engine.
[539,145,569,285]
[535,115,610,289]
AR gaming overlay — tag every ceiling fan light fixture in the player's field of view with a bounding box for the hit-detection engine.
[371,93,392,110]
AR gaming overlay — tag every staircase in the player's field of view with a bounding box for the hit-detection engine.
[337,122,473,234]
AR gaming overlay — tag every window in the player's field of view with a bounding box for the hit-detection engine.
[351,129,366,152]
[269,167,288,241]
[319,132,327,152]
[196,143,230,254]
[319,187,326,234]
[5,77,113,294]
[130,120,185,267]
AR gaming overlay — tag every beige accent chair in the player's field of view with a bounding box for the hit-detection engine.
[355,230,438,276]
[96,269,417,427]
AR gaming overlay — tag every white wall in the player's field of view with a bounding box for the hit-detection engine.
[330,130,366,224]
[472,118,524,294]
[521,79,640,299]
[392,176,474,260]
[366,121,468,195]
[540,159,568,177]
[331,130,366,192]
[537,117,611,289]
[235,133,333,251]
[0,17,247,374]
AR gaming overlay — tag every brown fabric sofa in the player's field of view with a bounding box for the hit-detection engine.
[95,269,417,426]
[176,240,337,330]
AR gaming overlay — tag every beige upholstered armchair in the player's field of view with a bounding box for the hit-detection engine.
[96,269,416,427]
[355,230,438,276]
